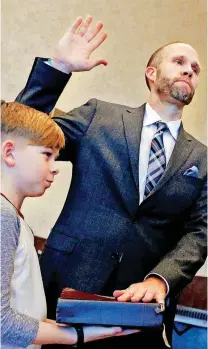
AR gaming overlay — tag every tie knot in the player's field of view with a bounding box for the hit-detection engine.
[156,121,168,133]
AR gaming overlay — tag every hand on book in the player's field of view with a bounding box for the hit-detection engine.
[83,325,140,343]
[113,277,166,304]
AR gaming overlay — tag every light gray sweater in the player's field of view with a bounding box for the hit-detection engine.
[1,196,39,348]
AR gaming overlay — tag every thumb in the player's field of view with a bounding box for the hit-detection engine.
[87,58,108,70]
[155,294,166,308]
[155,288,166,304]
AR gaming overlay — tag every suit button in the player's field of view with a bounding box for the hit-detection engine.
[111,252,123,263]
[111,252,119,259]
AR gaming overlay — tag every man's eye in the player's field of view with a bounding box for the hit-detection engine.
[175,60,182,65]
[193,68,199,74]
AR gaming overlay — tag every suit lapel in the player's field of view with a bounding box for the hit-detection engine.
[146,124,193,199]
[122,104,145,199]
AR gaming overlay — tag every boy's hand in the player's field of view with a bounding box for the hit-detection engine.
[113,277,166,304]
[83,325,140,343]
[52,15,107,72]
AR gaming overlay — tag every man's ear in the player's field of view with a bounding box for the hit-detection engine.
[145,66,157,87]
[2,140,15,167]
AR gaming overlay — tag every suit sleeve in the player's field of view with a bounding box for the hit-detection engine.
[15,58,71,114]
[151,176,207,296]
[15,57,98,161]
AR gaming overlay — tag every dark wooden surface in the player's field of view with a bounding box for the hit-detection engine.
[178,275,207,310]
[34,236,207,310]
[34,236,46,254]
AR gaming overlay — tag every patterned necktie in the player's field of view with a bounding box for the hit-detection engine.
[144,121,168,199]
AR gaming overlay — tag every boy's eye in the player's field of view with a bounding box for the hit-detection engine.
[175,60,182,65]
[43,152,52,157]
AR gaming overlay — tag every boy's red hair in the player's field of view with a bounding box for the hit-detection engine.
[1,101,65,149]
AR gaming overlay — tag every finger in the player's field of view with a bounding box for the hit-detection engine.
[87,58,108,71]
[116,329,141,336]
[130,289,147,302]
[77,15,92,37]
[84,21,103,42]
[116,285,138,301]
[141,291,155,303]
[89,32,107,53]
[116,289,136,302]
[102,326,123,337]
[108,326,123,334]
[68,17,83,34]
[113,290,125,297]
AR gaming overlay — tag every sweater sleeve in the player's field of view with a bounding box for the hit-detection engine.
[1,197,39,348]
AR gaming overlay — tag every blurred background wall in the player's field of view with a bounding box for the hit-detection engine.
[1,0,207,275]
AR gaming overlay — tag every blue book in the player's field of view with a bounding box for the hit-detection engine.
[56,288,164,328]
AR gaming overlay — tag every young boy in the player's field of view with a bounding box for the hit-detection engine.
[1,101,133,348]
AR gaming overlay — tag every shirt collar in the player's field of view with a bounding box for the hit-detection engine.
[144,103,181,140]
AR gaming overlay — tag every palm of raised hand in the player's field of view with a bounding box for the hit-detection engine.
[53,16,107,72]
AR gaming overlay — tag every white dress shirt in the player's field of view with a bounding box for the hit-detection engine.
[139,103,181,204]
[141,103,181,292]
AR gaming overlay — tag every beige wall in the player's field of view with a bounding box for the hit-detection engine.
[2,0,207,275]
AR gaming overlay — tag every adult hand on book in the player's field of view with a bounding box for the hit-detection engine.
[113,277,167,304]
[52,15,108,73]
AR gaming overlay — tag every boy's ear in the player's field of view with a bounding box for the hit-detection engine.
[2,140,15,167]
[145,66,157,87]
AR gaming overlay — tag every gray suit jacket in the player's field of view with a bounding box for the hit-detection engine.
[16,58,207,303]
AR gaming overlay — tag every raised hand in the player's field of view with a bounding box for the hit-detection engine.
[113,276,167,305]
[53,15,108,72]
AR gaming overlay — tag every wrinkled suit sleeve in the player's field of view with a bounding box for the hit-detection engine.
[15,57,98,162]
[151,176,207,296]
[16,58,71,114]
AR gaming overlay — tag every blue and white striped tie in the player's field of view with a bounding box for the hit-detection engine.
[144,121,168,199]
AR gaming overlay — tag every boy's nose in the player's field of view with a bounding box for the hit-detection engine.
[50,163,59,175]
[52,168,59,176]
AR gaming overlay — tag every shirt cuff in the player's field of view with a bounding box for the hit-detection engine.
[144,273,170,295]
[45,59,72,74]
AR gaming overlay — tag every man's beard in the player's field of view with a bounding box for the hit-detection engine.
[155,73,194,105]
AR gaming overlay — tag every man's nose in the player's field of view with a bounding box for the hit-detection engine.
[181,69,193,78]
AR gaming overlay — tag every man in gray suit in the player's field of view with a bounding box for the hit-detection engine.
[16,16,207,349]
